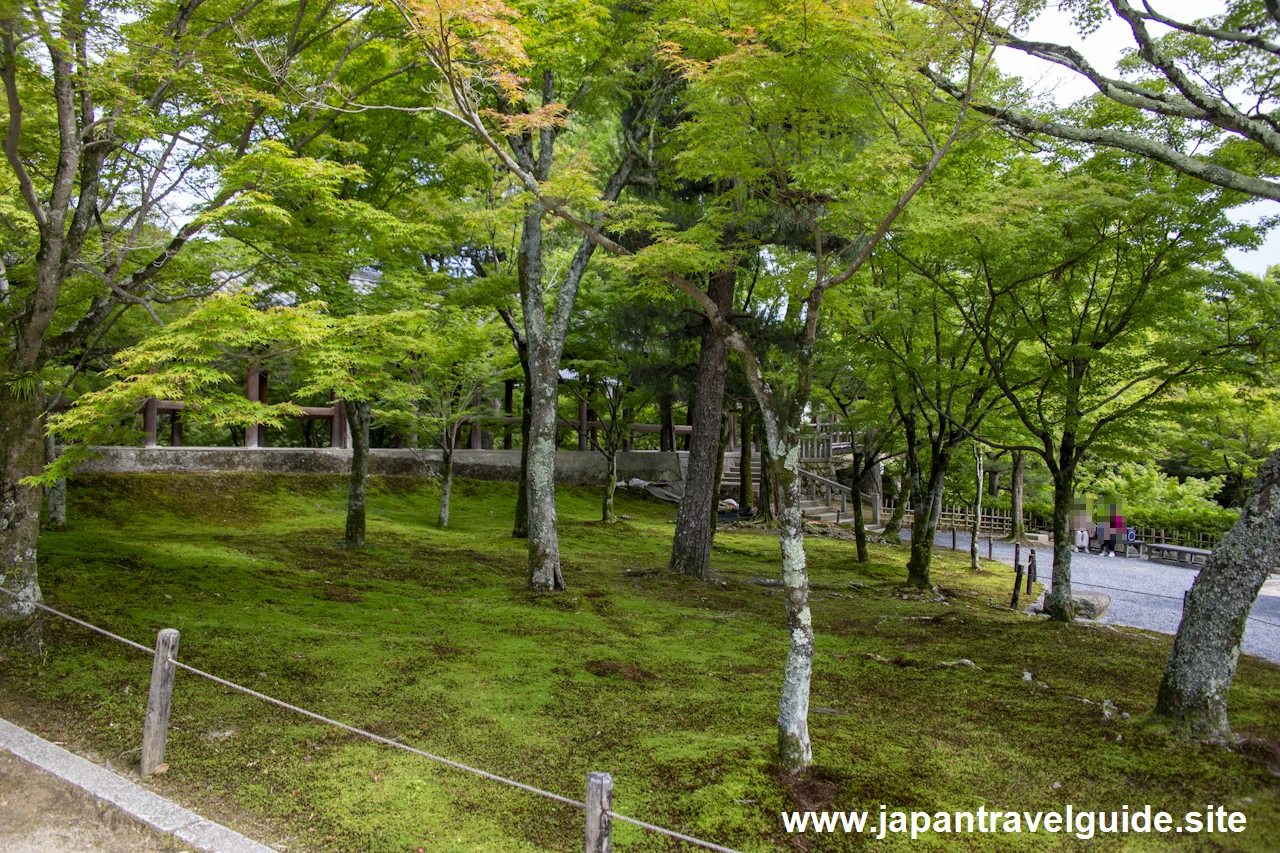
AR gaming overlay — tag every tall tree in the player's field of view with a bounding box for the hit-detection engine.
[899,153,1265,620]
[617,0,993,770]
[928,0,1280,199]
[392,0,673,591]
[0,0,419,616]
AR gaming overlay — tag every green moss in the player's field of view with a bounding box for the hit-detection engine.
[2,473,1277,851]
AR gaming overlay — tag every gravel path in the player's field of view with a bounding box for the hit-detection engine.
[902,530,1280,664]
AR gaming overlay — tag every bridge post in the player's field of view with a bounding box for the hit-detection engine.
[245,367,261,448]
[143,398,158,448]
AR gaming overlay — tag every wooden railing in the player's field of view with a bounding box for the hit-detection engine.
[797,468,880,523]
[885,499,1016,535]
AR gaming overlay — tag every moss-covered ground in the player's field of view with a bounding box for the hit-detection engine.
[1,474,1278,852]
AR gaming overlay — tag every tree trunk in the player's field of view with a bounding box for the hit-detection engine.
[853,488,868,563]
[669,270,735,579]
[758,443,778,526]
[970,443,983,570]
[1044,448,1076,622]
[43,429,66,531]
[739,406,755,511]
[710,410,729,538]
[906,445,948,588]
[438,435,454,529]
[883,475,906,544]
[1009,450,1026,541]
[513,372,532,538]
[851,453,868,563]
[1154,448,1280,739]
[526,334,565,591]
[1,384,45,617]
[344,400,371,546]
[602,449,617,523]
[771,447,813,771]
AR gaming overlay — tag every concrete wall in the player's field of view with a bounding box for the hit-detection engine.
[74,447,684,486]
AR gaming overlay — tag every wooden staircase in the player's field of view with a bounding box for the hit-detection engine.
[720,456,874,526]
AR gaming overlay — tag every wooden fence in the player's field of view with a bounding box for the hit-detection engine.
[885,500,1223,550]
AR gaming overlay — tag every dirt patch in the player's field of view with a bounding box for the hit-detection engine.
[314,585,364,603]
[1239,737,1280,779]
[0,751,181,853]
[584,660,658,682]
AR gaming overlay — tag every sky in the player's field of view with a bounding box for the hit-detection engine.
[991,1,1276,277]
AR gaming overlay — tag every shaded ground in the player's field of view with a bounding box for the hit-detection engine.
[0,473,1277,852]
[0,750,180,853]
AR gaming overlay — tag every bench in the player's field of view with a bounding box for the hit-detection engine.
[1147,543,1213,566]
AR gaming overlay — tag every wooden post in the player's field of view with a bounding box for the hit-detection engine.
[245,367,261,448]
[1011,563,1023,609]
[169,410,183,447]
[257,371,268,446]
[987,535,993,560]
[141,629,180,775]
[951,525,957,550]
[1014,543,1021,575]
[330,400,347,448]
[578,397,589,451]
[470,390,484,449]
[585,771,613,853]
[1027,549,1036,594]
[623,407,634,452]
[143,398,158,448]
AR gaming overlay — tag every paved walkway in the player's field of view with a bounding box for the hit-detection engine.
[903,530,1280,664]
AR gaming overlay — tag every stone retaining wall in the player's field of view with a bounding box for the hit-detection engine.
[74,447,684,486]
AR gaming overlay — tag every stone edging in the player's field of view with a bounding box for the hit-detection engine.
[0,716,276,853]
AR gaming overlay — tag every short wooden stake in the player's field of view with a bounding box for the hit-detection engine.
[1027,549,1037,594]
[141,628,180,775]
[585,771,613,853]
[1011,563,1024,610]
[951,526,957,550]
[987,536,993,560]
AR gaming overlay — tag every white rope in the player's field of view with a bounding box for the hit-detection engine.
[0,586,745,852]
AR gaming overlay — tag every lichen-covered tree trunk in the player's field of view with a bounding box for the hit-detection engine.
[670,269,735,579]
[526,335,565,591]
[1155,448,1280,739]
[344,400,372,546]
[43,430,66,531]
[601,449,617,523]
[438,435,454,529]
[1009,450,1026,541]
[1,384,45,617]
[771,445,812,771]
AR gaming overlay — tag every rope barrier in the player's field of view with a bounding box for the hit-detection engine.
[0,585,743,853]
